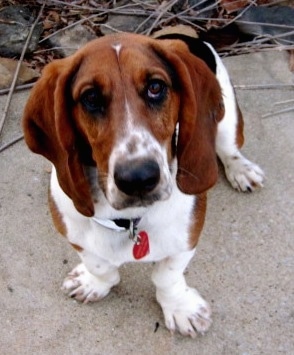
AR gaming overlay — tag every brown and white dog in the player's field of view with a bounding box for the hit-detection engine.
[22,33,264,337]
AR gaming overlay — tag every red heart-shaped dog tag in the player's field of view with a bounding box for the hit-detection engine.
[133,231,150,260]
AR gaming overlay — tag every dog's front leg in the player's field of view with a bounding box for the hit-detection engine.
[62,251,120,303]
[152,249,211,337]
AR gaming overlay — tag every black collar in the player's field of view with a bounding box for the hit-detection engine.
[92,217,141,233]
[112,219,132,229]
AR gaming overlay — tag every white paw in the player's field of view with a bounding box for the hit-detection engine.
[62,263,119,303]
[158,287,212,337]
[224,155,265,192]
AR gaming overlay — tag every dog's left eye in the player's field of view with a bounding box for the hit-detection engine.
[146,80,167,104]
[80,88,105,115]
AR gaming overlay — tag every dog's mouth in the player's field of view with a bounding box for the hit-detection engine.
[108,190,168,210]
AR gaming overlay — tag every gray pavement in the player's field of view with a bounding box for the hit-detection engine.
[0,50,293,354]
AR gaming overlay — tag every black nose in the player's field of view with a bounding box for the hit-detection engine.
[114,159,160,196]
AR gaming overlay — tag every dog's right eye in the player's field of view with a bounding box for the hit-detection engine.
[146,79,167,106]
[80,88,105,114]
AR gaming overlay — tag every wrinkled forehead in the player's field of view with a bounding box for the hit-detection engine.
[73,35,171,86]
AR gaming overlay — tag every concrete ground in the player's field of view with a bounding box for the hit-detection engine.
[0,50,293,355]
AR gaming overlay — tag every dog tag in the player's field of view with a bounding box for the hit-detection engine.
[133,231,150,260]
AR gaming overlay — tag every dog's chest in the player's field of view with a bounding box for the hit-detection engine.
[88,201,195,265]
[67,190,196,266]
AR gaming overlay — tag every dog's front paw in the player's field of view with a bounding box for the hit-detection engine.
[224,155,265,192]
[62,263,120,303]
[158,287,212,337]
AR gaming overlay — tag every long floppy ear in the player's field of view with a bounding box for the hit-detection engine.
[22,56,94,217]
[153,39,224,194]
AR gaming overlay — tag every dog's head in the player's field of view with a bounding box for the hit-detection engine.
[22,33,224,216]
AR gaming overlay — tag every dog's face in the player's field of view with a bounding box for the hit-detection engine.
[71,38,179,210]
[23,33,224,216]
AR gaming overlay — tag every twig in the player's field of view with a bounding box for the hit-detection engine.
[39,12,105,43]
[100,23,123,34]
[145,0,179,36]
[262,106,294,118]
[131,0,161,32]
[274,99,294,105]
[0,3,45,137]
[152,0,214,33]
[42,0,104,11]
[0,134,24,153]
[222,1,256,28]
[235,20,294,31]
[220,44,294,57]
[34,46,80,54]
[134,9,158,34]
[234,84,294,90]
[39,3,144,43]
[0,83,35,96]
[196,0,221,16]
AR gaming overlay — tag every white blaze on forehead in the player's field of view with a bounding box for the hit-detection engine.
[111,42,133,129]
[112,43,122,59]
[108,44,165,162]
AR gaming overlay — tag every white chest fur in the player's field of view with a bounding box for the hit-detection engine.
[50,166,196,266]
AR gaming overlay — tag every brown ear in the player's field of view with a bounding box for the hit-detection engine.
[153,39,224,194]
[22,57,94,217]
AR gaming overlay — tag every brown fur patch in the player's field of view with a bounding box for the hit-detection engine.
[188,193,207,249]
[236,101,244,148]
[70,243,84,252]
[48,188,67,237]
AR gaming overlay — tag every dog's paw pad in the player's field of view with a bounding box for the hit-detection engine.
[62,263,118,303]
[225,156,265,192]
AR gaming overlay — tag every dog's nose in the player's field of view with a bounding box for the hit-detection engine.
[114,159,160,196]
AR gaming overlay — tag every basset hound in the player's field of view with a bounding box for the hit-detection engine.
[22,32,264,337]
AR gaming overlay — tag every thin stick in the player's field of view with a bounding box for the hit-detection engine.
[0,134,24,153]
[144,0,179,36]
[223,1,256,28]
[0,83,35,95]
[262,106,294,118]
[0,3,45,137]
[274,99,294,105]
[39,12,105,43]
[234,84,294,90]
[148,0,207,33]
[39,3,142,43]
